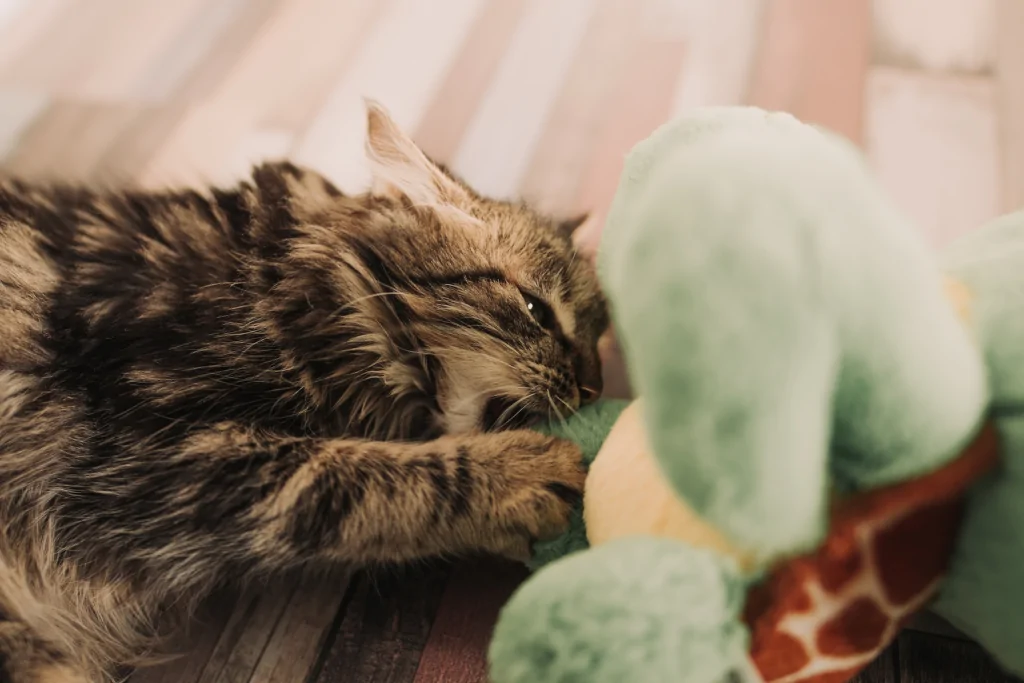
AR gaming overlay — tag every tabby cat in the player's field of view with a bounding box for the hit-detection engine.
[0,101,608,682]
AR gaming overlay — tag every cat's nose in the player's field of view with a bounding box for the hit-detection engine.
[575,352,603,406]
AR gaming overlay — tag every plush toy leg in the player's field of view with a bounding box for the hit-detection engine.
[600,129,840,559]
[488,538,756,683]
[821,177,986,491]
[528,399,630,570]
[935,210,1024,678]
[933,462,1024,678]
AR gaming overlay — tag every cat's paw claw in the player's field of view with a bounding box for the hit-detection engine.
[494,436,585,549]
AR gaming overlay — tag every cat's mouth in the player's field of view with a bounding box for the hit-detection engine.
[481,396,543,432]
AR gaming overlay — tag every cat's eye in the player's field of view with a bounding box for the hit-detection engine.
[520,291,556,331]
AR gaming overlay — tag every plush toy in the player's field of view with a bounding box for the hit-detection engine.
[487,107,1024,683]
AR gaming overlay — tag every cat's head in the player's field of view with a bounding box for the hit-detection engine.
[264,101,608,436]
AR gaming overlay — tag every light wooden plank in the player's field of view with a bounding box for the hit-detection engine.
[3,101,137,181]
[873,0,995,73]
[264,0,386,132]
[0,0,30,30]
[668,0,765,113]
[142,1,379,188]
[50,105,140,181]
[0,0,71,72]
[517,0,639,216]
[194,0,319,107]
[747,0,871,144]
[209,0,381,119]
[167,0,283,105]
[138,103,256,188]
[0,0,132,94]
[122,1,285,182]
[0,89,48,162]
[63,0,210,101]
[414,0,531,164]
[572,38,687,221]
[137,0,255,102]
[449,0,596,200]
[995,0,1024,212]
[292,0,486,192]
[865,66,999,248]
[92,102,191,182]
[245,572,351,683]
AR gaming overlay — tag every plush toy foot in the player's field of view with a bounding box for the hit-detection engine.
[489,537,758,683]
[528,399,629,571]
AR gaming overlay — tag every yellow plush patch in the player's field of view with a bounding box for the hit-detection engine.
[943,276,973,324]
[584,400,756,571]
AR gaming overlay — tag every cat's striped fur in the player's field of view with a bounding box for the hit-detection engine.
[0,102,607,682]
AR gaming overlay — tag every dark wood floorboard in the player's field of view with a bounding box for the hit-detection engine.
[898,630,1021,683]
[311,564,451,683]
[852,646,898,683]
[411,560,528,683]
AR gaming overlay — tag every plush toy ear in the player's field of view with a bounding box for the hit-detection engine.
[364,98,472,209]
[557,213,590,239]
[567,212,602,263]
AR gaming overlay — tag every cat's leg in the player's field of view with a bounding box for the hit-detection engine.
[58,426,585,578]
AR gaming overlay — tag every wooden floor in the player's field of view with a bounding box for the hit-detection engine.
[0,0,1021,681]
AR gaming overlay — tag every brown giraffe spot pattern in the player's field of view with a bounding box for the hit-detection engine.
[742,423,1000,683]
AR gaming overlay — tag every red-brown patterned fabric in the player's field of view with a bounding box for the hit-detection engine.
[742,423,1000,683]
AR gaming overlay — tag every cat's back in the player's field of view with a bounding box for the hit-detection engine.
[0,177,249,366]
[0,181,69,372]
[0,181,91,458]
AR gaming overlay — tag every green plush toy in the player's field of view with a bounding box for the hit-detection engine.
[487,107,1024,683]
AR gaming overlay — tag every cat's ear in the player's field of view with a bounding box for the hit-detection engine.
[364,98,471,209]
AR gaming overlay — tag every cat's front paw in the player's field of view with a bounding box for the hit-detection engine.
[486,434,585,561]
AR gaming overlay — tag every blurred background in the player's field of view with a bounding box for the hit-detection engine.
[0,0,1015,252]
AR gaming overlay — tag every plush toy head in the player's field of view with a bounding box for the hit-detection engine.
[488,107,1019,683]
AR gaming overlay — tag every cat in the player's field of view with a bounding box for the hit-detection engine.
[0,100,608,683]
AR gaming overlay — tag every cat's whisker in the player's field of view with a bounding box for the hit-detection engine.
[554,395,578,420]
[499,393,538,428]
[546,391,583,444]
